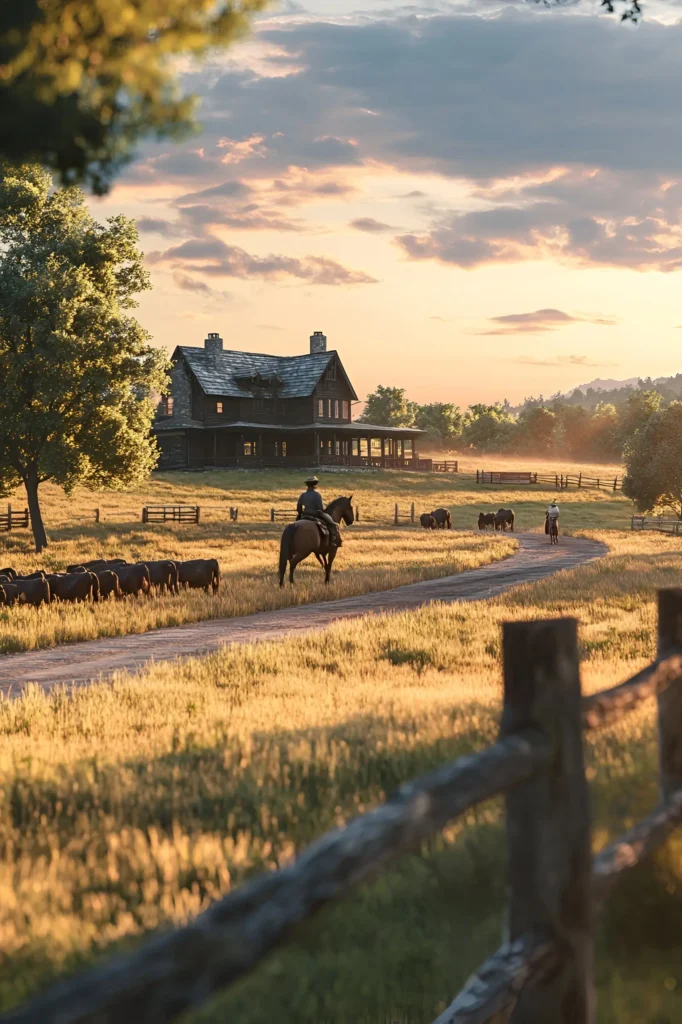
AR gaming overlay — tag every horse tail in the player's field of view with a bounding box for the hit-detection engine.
[510,511,514,532]
[279,524,295,587]
[447,511,452,530]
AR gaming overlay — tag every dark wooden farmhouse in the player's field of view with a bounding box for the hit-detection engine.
[154,331,426,470]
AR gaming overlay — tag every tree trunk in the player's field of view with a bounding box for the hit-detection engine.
[24,467,48,553]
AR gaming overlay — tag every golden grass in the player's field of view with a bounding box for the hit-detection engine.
[0,523,515,654]
[0,531,681,1021]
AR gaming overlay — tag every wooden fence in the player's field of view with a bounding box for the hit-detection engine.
[0,507,29,532]
[394,502,416,525]
[632,515,682,535]
[431,460,459,473]
[142,505,200,524]
[476,470,621,491]
[6,589,681,1024]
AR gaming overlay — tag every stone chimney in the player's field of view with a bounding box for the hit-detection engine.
[204,332,223,360]
[310,330,327,354]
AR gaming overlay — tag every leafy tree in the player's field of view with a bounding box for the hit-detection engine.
[623,403,682,519]
[0,164,169,552]
[461,403,515,453]
[413,402,462,447]
[0,1,269,194]
[514,405,556,454]
[359,386,417,427]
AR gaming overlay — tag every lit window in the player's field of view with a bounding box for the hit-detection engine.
[342,440,349,455]
[335,440,340,455]
[371,438,382,457]
[334,400,339,419]
[404,439,413,456]
[216,401,223,414]
[274,440,287,457]
[352,438,359,456]
[164,396,174,416]
[281,440,287,456]
[243,440,258,456]
[318,399,324,418]
[342,401,349,420]
[327,399,332,418]
[396,439,403,457]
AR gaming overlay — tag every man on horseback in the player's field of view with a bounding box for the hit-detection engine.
[546,501,560,534]
[297,477,342,547]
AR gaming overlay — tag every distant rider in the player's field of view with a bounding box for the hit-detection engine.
[297,476,342,547]
[546,501,560,534]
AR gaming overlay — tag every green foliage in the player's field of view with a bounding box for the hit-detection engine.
[461,403,515,453]
[623,403,682,518]
[0,164,169,550]
[358,385,417,427]
[0,1,269,194]
[414,402,462,446]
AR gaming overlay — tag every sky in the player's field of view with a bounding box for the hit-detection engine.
[91,0,682,408]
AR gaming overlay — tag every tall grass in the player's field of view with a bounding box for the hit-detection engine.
[0,531,680,1021]
[0,525,514,654]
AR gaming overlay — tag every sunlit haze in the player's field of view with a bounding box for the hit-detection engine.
[90,0,682,407]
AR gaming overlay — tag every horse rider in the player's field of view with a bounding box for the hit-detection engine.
[546,500,560,533]
[296,476,342,547]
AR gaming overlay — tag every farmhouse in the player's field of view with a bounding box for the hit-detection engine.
[154,331,425,470]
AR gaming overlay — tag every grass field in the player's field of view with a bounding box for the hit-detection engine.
[0,523,514,654]
[1,530,681,1022]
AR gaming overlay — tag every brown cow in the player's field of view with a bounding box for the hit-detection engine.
[97,570,123,600]
[114,563,151,598]
[0,583,18,607]
[420,513,437,529]
[46,572,100,603]
[13,578,50,607]
[177,558,220,594]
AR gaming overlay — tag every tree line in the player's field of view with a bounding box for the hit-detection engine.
[360,384,682,519]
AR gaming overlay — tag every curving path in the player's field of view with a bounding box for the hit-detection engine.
[0,533,606,695]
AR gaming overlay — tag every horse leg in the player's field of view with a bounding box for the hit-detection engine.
[289,553,304,585]
[325,548,336,583]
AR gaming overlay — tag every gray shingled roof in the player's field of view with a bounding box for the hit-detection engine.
[177,346,355,399]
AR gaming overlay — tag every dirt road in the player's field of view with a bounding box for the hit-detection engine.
[0,533,605,694]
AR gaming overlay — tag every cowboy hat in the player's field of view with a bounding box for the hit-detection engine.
[304,476,320,486]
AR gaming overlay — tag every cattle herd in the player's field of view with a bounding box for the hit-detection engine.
[0,557,221,609]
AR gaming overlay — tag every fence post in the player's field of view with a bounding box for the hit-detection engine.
[578,472,582,489]
[6,503,11,531]
[410,502,415,523]
[394,502,399,526]
[657,589,682,800]
[501,618,594,1023]
[355,506,360,522]
[95,508,100,524]
[476,469,480,484]
[270,508,275,523]
[142,507,148,524]
[613,476,618,492]
[196,506,201,524]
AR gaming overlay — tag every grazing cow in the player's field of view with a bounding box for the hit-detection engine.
[420,513,437,529]
[177,558,220,593]
[114,563,151,598]
[13,577,51,607]
[494,508,515,532]
[478,512,496,530]
[0,583,18,606]
[143,559,179,595]
[0,567,17,580]
[66,558,127,573]
[97,570,123,600]
[16,571,47,580]
[430,507,452,529]
[46,572,100,603]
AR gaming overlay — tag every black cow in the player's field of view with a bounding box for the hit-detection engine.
[66,558,127,573]
[177,558,220,594]
[114,563,151,598]
[420,513,437,529]
[97,570,123,600]
[0,567,17,580]
[143,560,180,595]
[478,512,496,530]
[430,507,452,529]
[0,583,18,607]
[13,578,50,607]
[46,572,100,603]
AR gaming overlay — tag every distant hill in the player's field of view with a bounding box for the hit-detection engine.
[570,376,641,394]
[561,372,682,410]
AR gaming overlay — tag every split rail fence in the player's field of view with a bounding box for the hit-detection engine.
[5,589,682,1024]
[394,502,416,525]
[631,515,682,535]
[142,505,201,524]
[0,507,29,532]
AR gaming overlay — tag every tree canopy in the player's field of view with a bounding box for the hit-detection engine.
[623,403,682,519]
[0,164,169,551]
[358,385,417,428]
[0,1,269,194]
[414,403,462,446]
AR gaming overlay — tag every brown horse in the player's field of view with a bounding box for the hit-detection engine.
[279,496,354,586]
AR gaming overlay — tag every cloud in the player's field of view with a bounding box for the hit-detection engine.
[172,272,231,300]
[350,217,395,233]
[477,308,618,335]
[148,237,377,285]
[137,217,185,238]
[510,355,614,368]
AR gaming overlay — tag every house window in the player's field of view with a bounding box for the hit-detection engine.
[318,399,324,418]
[342,401,349,420]
[360,438,369,458]
[216,401,223,414]
[352,438,359,456]
[334,400,339,419]
[342,440,349,455]
[326,399,332,418]
[335,440,340,455]
[243,440,258,456]
[404,439,413,457]
[371,438,382,457]
[253,398,264,414]
[384,438,393,456]
[326,363,336,381]
[274,440,287,457]
[396,439,403,458]
[163,396,174,416]
[327,440,333,454]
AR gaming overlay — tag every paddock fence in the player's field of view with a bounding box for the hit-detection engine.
[142,505,201,525]
[0,507,29,532]
[476,470,621,491]
[5,589,682,1024]
[394,502,416,525]
[631,515,682,535]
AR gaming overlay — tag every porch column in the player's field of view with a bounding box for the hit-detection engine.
[313,430,320,465]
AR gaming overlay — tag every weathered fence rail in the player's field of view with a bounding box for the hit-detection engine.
[142,505,200,524]
[631,515,682,534]
[394,502,416,524]
[4,591,681,1024]
[0,506,29,532]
